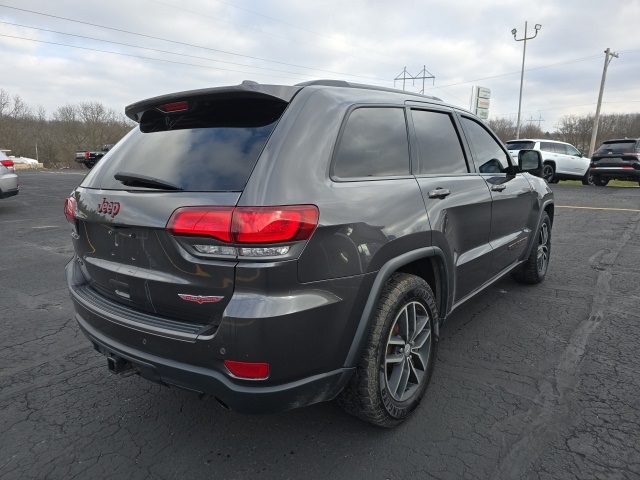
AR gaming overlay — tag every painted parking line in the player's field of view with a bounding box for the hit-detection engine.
[557,206,640,213]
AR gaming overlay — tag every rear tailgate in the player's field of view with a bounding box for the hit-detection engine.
[70,83,300,326]
[72,188,240,325]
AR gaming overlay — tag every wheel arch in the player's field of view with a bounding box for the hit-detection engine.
[343,247,449,369]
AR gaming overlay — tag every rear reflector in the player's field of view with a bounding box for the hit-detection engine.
[167,205,318,245]
[158,101,189,113]
[1,159,13,168]
[64,196,77,223]
[224,360,270,380]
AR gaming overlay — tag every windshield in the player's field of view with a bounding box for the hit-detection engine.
[81,97,287,192]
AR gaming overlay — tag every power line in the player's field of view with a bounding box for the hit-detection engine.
[0,33,317,81]
[201,0,410,65]
[0,20,391,83]
[0,4,389,81]
[148,0,400,69]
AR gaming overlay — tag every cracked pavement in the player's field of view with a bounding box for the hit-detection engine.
[1,171,639,479]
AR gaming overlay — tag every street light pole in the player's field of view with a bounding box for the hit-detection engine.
[512,21,541,139]
[588,48,618,157]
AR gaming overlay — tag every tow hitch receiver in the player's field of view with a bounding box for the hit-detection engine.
[107,354,139,376]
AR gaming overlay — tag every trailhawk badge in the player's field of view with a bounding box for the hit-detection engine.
[178,294,224,304]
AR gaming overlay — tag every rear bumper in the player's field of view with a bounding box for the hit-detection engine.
[590,166,640,180]
[66,257,362,413]
[76,313,352,413]
[0,186,19,198]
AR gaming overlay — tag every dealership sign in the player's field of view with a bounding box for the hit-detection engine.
[472,86,491,119]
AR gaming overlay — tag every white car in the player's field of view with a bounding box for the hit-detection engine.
[0,150,19,199]
[11,156,39,165]
[506,139,591,185]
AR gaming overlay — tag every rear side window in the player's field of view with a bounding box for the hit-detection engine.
[332,107,410,179]
[506,141,535,150]
[81,97,287,192]
[411,109,468,175]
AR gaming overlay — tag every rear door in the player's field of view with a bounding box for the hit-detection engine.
[459,115,535,278]
[409,108,493,302]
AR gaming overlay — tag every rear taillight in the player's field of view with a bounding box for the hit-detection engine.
[84,151,90,159]
[224,360,270,380]
[232,206,318,243]
[166,207,233,242]
[167,205,319,257]
[64,196,77,224]
[1,159,14,168]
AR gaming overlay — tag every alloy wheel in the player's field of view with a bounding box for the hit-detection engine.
[383,301,432,402]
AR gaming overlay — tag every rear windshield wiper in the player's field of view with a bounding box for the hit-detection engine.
[114,172,183,191]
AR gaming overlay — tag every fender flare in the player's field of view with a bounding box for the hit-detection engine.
[343,246,449,369]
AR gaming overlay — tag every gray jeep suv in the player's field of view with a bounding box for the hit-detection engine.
[65,80,554,427]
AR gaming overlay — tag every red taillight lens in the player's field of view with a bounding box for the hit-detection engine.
[167,205,319,244]
[158,101,189,113]
[1,159,14,168]
[167,207,233,242]
[64,196,77,223]
[224,360,270,380]
[233,206,318,243]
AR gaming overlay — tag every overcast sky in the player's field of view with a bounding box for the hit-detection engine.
[1,0,639,132]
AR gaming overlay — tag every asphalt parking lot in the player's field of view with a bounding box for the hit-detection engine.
[1,170,639,480]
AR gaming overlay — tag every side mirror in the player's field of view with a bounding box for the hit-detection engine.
[518,149,543,177]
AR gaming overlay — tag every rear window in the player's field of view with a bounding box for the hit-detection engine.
[81,97,287,192]
[506,141,535,150]
[595,141,638,153]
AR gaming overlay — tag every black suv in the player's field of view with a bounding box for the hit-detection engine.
[590,138,640,186]
[65,80,554,427]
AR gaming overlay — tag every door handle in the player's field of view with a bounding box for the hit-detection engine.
[428,188,451,199]
[491,184,507,192]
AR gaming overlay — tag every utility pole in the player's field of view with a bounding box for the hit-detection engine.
[588,48,619,157]
[394,67,435,93]
[511,21,542,139]
[526,115,544,128]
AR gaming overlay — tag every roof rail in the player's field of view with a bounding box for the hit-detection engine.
[294,79,442,102]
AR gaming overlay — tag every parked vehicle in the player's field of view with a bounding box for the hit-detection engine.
[0,151,19,199]
[65,80,554,427]
[505,139,591,184]
[75,144,114,169]
[590,138,640,186]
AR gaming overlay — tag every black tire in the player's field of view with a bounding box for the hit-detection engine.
[337,273,438,427]
[85,161,95,169]
[593,175,608,186]
[542,163,555,183]
[582,170,594,186]
[512,212,551,284]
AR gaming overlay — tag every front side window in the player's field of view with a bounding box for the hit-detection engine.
[332,107,410,179]
[460,117,511,172]
[411,109,468,175]
[565,145,581,156]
